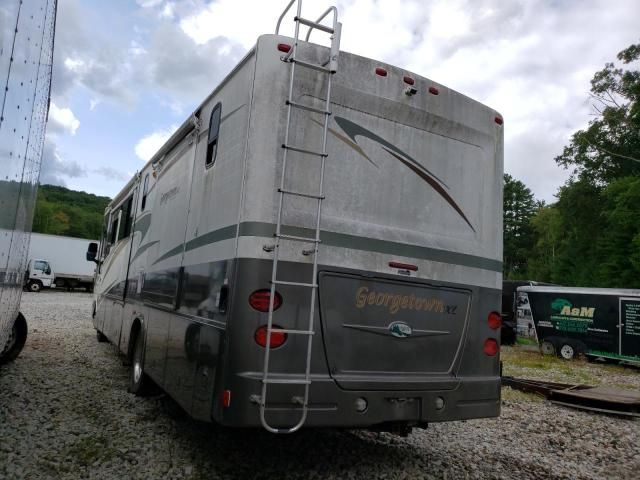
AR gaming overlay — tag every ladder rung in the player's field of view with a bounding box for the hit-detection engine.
[282,143,328,157]
[271,328,315,335]
[262,378,311,385]
[291,58,332,74]
[276,233,320,244]
[278,188,325,200]
[294,16,334,34]
[272,280,318,288]
[286,100,331,116]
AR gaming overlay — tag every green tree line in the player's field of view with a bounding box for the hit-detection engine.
[504,43,640,289]
[32,185,110,239]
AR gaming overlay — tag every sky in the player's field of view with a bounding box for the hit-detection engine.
[44,0,640,203]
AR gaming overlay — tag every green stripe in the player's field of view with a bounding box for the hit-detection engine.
[238,222,502,272]
[148,222,501,272]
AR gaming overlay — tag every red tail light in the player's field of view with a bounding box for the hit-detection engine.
[403,75,415,85]
[255,325,287,348]
[375,67,388,77]
[484,338,499,356]
[249,289,282,312]
[488,311,502,330]
[277,43,292,53]
[428,86,439,95]
[222,389,231,408]
[494,115,503,125]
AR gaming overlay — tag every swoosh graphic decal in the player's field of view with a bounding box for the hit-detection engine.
[381,147,475,232]
[332,116,475,232]
[130,240,159,264]
[311,118,378,168]
[334,116,448,188]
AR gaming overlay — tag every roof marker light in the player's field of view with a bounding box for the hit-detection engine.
[429,86,439,95]
[375,67,388,77]
[403,76,415,85]
[495,116,504,125]
[277,43,292,53]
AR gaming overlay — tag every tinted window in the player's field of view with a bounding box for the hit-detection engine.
[206,103,222,167]
[141,174,149,211]
[119,196,134,241]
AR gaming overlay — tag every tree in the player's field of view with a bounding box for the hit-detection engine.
[503,174,537,278]
[556,43,640,184]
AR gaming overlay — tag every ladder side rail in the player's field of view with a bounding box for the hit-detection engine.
[275,0,297,34]
[298,63,334,415]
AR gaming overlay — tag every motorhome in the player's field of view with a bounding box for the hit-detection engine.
[89,1,504,433]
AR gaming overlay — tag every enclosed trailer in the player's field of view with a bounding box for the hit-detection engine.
[89,1,504,433]
[519,286,640,363]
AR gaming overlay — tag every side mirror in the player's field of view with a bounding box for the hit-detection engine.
[86,242,99,263]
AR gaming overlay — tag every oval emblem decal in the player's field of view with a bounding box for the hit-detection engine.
[388,321,412,338]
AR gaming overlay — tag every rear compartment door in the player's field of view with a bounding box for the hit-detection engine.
[318,272,471,390]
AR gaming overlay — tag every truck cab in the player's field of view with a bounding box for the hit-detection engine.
[25,259,55,292]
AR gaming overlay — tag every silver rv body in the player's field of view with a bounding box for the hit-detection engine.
[0,0,57,364]
[93,22,503,431]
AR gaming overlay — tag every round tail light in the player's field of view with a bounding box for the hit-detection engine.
[249,289,282,312]
[484,338,499,356]
[488,311,502,330]
[255,325,287,348]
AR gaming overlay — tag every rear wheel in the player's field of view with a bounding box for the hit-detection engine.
[0,313,28,365]
[559,343,575,360]
[28,280,42,292]
[129,330,153,396]
[540,340,555,356]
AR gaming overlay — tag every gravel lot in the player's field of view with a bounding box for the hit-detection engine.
[1,292,639,479]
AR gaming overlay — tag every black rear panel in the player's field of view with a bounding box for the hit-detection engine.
[318,272,471,390]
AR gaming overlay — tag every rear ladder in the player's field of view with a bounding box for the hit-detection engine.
[258,0,341,434]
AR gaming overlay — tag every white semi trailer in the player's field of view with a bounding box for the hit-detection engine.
[0,0,57,364]
[25,233,97,292]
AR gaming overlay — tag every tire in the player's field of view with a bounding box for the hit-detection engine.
[0,313,28,365]
[540,340,555,356]
[28,280,42,292]
[128,330,153,396]
[559,343,575,360]
[96,330,108,343]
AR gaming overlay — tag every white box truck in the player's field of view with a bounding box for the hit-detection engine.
[25,233,97,292]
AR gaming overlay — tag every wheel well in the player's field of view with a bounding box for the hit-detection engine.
[128,319,143,362]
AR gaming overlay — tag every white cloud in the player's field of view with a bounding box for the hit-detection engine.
[48,103,80,136]
[40,138,87,186]
[134,125,178,161]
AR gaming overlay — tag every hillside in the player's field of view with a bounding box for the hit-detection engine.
[32,185,111,240]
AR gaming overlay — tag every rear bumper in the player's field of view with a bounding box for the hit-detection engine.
[216,374,500,428]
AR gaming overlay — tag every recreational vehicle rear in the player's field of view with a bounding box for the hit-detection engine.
[90,2,503,433]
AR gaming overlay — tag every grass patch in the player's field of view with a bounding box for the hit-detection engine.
[516,336,538,346]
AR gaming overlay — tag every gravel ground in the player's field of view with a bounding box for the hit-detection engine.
[1,292,639,480]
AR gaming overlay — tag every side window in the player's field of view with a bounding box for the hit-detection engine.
[206,102,222,167]
[109,215,119,245]
[141,173,149,211]
[34,260,47,271]
[118,196,134,241]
